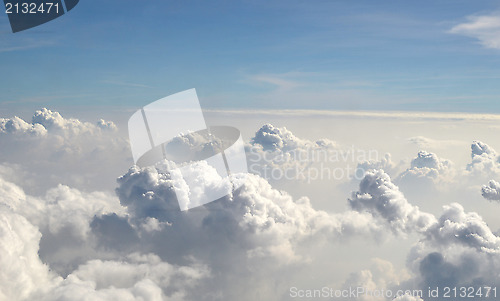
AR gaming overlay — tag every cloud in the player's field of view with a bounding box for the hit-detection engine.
[0,207,56,301]
[115,162,385,265]
[349,169,436,235]
[342,258,411,301]
[482,180,500,201]
[425,203,500,253]
[348,171,500,298]
[450,14,500,49]
[39,254,209,301]
[392,294,424,301]
[0,175,210,301]
[356,153,400,178]
[0,116,47,137]
[0,109,129,193]
[466,141,500,178]
[250,123,335,153]
[397,151,454,189]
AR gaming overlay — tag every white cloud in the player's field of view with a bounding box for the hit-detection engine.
[482,180,500,201]
[0,207,56,301]
[397,151,454,189]
[349,169,436,235]
[0,109,129,193]
[39,254,209,301]
[466,141,500,178]
[450,14,500,49]
[0,116,47,137]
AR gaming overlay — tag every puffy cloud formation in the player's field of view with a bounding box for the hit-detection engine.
[349,170,436,235]
[0,207,55,300]
[349,171,500,299]
[0,175,209,301]
[115,161,385,264]
[342,258,411,301]
[38,254,209,301]
[250,123,332,152]
[31,108,117,135]
[0,109,129,193]
[466,141,500,177]
[356,153,400,177]
[482,180,500,201]
[0,116,47,137]
[397,151,453,187]
[424,203,500,253]
[0,177,125,241]
[4,114,500,301]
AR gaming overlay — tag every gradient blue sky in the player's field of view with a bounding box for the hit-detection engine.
[1,0,500,112]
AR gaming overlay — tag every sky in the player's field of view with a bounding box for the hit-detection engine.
[2,0,500,112]
[3,2,500,301]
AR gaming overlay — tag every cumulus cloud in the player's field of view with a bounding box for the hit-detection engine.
[482,180,500,201]
[0,109,129,193]
[0,116,47,137]
[342,258,411,301]
[425,203,500,253]
[115,161,385,265]
[0,175,210,301]
[466,141,500,174]
[397,151,454,188]
[401,202,500,296]
[356,153,400,178]
[349,171,500,298]
[349,169,436,235]
[5,113,500,301]
[247,124,337,175]
[450,14,500,50]
[38,254,209,301]
[250,123,335,153]
[0,207,56,300]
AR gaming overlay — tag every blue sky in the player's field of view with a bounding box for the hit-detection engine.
[1,0,500,112]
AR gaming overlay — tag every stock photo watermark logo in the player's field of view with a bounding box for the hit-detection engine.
[128,89,248,211]
[247,145,381,183]
[3,0,79,33]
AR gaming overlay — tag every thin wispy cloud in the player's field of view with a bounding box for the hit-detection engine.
[449,14,500,50]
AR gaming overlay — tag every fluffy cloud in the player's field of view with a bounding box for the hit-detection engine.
[31,108,117,135]
[349,169,436,235]
[0,116,46,137]
[0,109,129,193]
[424,203,500,253]
[342,258,411,301]
[0,175,210,301]
[349,171,500,299]
[399,198,500,297]
[0,207,56,301]
[466,141,500,176]
[115,162,384,265]
[356,153,400,178]
[482,180,500,201]
[397,151,454,188]
[450,14,500,50]
[250,123,334,153]
[38,254,209,301]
